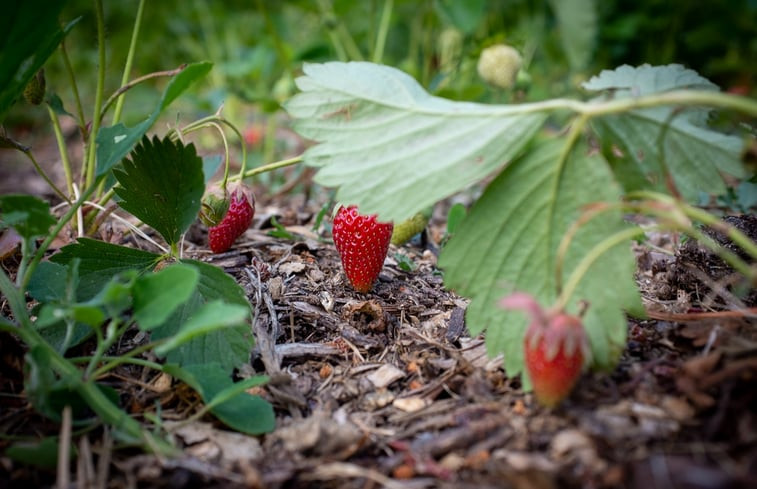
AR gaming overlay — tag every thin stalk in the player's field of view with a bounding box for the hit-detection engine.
[59,38,87,138]
[46,104,75,198]
[372,0,393,63]
[101,65,188,121]
[232,155,303,181]
[556,226,648,311]
[23,183,99,290]
[84,0,107,189]
[21,149,68,202]
[112,0,146,125]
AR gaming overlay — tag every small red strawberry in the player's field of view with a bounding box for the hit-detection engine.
[207,186,255,253]
[500,293,588,407]
[332,205,393,293]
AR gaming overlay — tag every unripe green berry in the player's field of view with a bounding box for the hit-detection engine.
[391,212,430,246]
[477,44,522,90]
[23,69,46,105]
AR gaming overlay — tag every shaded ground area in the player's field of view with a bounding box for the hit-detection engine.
[1,147,756,488]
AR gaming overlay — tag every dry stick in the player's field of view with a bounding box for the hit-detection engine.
[56,406,72,489]
[645,307,757,321]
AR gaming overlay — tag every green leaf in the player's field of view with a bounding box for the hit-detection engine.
[0,3,75,121]
[132,264,199,330]
[434,0,486,34]
[150,259,252,371]
[439,139,641,378]
[285,62,547,223]
[50,238,160,301]
[548,0,597,71]
[583,64,745,200]
[154,300,249,356]
[166,363,274,435]
[95,61,212,178]
[27,261,70,302]
[113,135,204,246]
[5,437,61,469]
[0,195,56,240]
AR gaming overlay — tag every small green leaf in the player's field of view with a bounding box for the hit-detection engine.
[28,261,69,302]
[150,259,252,371]
[155,301,248,356]
[50,239,161,301]
[113,135,204,246]
[95,61,212,178]
[0,195,56,240]
[583,64,745,200]
[133,264,199,330]
[47,93,73,117]
[285,62,547,223]
[5,437,61,469]
[445,203,467,236]
[166,363,274,435]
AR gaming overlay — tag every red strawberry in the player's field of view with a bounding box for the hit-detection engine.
[500,293,588,407]
[208,187,255,253]
[332,205,393,293]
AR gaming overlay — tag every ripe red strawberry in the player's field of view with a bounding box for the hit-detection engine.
[208,187,255,253]
[500,293,588,407]
[332,205,393,293]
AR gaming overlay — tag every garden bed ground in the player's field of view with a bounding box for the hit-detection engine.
[1,140,756,489]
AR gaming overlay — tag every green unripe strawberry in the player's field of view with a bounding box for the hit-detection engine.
[477,44,522,90]
[391,211,430,246]
[23,69,46,105]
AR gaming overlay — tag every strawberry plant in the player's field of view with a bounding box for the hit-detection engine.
[285,61,757,389]
[0,0,300,454]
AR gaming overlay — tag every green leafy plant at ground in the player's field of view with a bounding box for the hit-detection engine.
[0,0,296,456]
[285,61,757,389]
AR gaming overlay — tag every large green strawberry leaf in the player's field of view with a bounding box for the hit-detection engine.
[95,61,212,178]
[284,62,547,223]
[583,64,745,201]
[113,135,204,247]
[439,139,642,378]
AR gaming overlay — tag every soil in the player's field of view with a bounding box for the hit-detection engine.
[1,134,757,488]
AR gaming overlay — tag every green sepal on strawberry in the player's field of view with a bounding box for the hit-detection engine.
[206,186,255,253]
[500,293,589,407]
[332,205,393,293]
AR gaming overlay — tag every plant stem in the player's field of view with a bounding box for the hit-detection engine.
[372,0,393,63]
[102,65,188,122]
[112,0,146,125]
[232,155,303,181]
[21,148,69,203]
[84,0,107,190]
[46,105,75,199]
[59,37,87,140]
[556,226,647,311]
[0,269,175,454]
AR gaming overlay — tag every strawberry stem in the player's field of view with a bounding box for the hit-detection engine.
[232,155,303,181]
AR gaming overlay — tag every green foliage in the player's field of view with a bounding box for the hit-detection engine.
[0,2,73,121]
[584,64,744,200]
[166,363,274,435]
[95,61,212,178]
[4,437,61,469]
[285,62,547,223]
[0,195,56,240]
[288,61,754,379]
[113,136,205,247]
[548,0,597,71]
[132,264,199,330]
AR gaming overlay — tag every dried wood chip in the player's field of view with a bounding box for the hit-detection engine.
[392,396,430,413]
[366,363,405,389]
